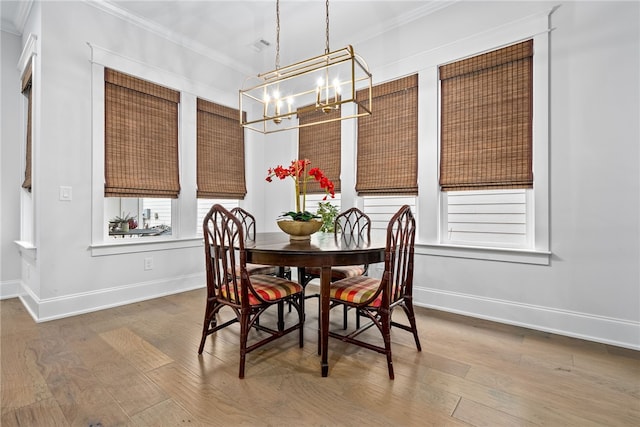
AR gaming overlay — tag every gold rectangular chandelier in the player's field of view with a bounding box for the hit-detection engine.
[239,0,372,134]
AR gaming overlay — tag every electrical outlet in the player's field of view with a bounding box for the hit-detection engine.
[144,257,153,270]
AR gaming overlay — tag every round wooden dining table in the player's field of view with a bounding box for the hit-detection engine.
[245,231,386,377]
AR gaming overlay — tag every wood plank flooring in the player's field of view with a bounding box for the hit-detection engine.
[2,287,638,426]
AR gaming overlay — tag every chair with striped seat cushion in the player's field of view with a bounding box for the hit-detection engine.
[198,204,304,378]
[328,205,422,380]
[329,276,383,307]
[301,207,371,328]
[220,274,302,306]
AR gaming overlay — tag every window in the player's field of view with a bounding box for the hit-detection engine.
[298,108,342,195]
[439,40,533,192]
[438,40,534,249]
[195,98,245,235]
[103,68,180,239]
[104,69,181,198]
[16,34,37,249]
[415,18,550,264]
[356,75,418,222]
[196,98,246,199]
[21,61,32,192]
[106,197,172,238]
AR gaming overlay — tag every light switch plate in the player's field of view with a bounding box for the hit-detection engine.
[59,186,72,201]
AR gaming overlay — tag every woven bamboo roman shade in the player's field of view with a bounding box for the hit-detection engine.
[356,74,418,196]
[104,68,180,198]
[298,108,341,194]
[196,98,246,199]
[439,40,533,191]
[21,62,33,191]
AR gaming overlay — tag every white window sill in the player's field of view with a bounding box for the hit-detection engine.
[15,240,37,261]
[416,243,550,265]
[90,237,203,256]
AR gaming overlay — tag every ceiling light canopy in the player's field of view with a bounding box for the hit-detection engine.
[239,0,372,134]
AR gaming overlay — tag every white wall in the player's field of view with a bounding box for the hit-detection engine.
[355,1,639,349]
[4,1,245,319]
[0,30,23,298]
[1,1,637,349]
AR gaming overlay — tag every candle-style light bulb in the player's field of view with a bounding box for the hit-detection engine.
[274,98,282,124]
[263,93,270,117]
[287,96,293,114]
[321,75,331,113]
[316,78,323,106]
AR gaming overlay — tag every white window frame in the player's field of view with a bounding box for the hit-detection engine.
[418,10,551,265]
[88,44,204,256]
[15,34,38,260]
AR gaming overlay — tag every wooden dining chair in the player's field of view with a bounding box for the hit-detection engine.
[198,204,305,378]
[301,207,371,328]
[230,207,291,279]
[327,205,421,379]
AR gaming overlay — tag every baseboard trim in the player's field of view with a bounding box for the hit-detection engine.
[0,279,21,300]
[21,273,206,323]
[414,286,640,351]
[9,278,638,351]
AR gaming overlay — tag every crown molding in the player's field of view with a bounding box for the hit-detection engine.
[1,0,33,35]
[85,0,254,76]
[17,33,37,74]
[347,1,457,47]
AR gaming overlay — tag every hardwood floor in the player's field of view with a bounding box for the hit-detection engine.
[2,287,638,426]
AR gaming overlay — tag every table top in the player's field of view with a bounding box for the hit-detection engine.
[109,228,166,237]
[245,232,386,268]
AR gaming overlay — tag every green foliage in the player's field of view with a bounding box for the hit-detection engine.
[281,211,320,221]
[109,212,136,225]
[316,202,339,232]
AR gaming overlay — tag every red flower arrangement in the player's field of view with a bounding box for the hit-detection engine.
[266,159,335,221]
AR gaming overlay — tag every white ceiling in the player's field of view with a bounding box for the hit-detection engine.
[1,0,453,73]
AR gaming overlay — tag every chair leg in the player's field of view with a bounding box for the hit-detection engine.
[291,267,311,313]
[341,306,361,329]
[317,296,322,356]
[198,299,215,354]
[381,310,394,380]
[343,305,348,329]
[277,301,285,332]
[299,292,305,348]
[239,310,250,379]
[403,298,422,351]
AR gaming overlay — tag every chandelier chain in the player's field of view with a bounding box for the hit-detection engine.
[325,0,330,53]
[275,0,280,69]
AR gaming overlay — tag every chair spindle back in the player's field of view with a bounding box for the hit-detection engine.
[203,204,246,306]
[335,207,371,245]
[383,205,416,305]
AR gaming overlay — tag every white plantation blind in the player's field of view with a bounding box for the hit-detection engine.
[363,196,417,231]
[442,189,529,247]
[196,199,240,236]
